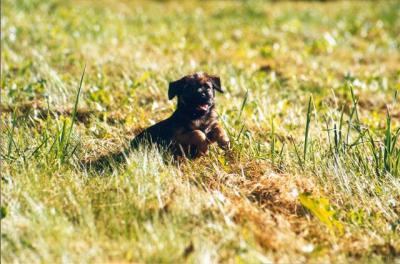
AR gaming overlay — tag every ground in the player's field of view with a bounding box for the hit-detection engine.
[1,0,400,263]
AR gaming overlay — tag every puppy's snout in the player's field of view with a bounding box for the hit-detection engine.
[200,92,207,98]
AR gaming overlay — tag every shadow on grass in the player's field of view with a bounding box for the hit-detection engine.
[79,137,177,173]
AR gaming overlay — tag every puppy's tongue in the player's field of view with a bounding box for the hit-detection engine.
[197,104,209,111]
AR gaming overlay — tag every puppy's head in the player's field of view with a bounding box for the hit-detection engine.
[168,72,223,117]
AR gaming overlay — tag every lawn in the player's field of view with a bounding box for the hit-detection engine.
[1,0,400,263]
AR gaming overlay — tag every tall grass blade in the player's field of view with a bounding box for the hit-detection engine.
[338,105,344,152]
[383,108,391,173]
[65,65,86,152]
[62,64,86,160]
[238,90,248,121]
[349,84,361,132]
[270,117,275,166]
[6,113,17,157]
[303,96,312,162]
[290,137,304,170]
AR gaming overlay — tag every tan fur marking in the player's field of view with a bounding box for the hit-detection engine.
[174,129,209,157]
[207,123,230,149]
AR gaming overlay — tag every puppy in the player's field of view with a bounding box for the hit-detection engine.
[131,72,230,158]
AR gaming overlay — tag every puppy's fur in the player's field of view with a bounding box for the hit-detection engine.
[131,72,229,158]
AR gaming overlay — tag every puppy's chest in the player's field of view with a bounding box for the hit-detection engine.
[189,119,214,133]
[189,110,218,133]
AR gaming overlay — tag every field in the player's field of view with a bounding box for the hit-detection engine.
[1,0,400,263]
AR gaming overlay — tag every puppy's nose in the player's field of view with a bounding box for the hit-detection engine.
[200,92,207,98]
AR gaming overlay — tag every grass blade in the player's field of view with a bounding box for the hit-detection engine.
[238,90,248,121]
[62,65,86,161]
[304,96,312,162]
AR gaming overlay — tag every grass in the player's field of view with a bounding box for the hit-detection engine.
[1,0,400,263]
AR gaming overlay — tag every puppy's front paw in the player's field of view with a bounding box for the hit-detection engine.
[218,137,230,150]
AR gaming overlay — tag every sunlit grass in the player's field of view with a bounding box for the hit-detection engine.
[1,0,399,263]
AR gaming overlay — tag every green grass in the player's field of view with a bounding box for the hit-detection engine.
[1,0,400,263]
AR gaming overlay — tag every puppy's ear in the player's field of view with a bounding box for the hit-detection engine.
[168,78,185,100]
[209,75,223,93]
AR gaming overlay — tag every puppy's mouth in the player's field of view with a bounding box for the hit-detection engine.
[196,103,210,111]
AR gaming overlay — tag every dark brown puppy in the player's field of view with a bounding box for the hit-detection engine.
[131,72,230,158]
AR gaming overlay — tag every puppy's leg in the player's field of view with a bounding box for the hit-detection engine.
[176,130,209,157]
[207,123,230,150]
